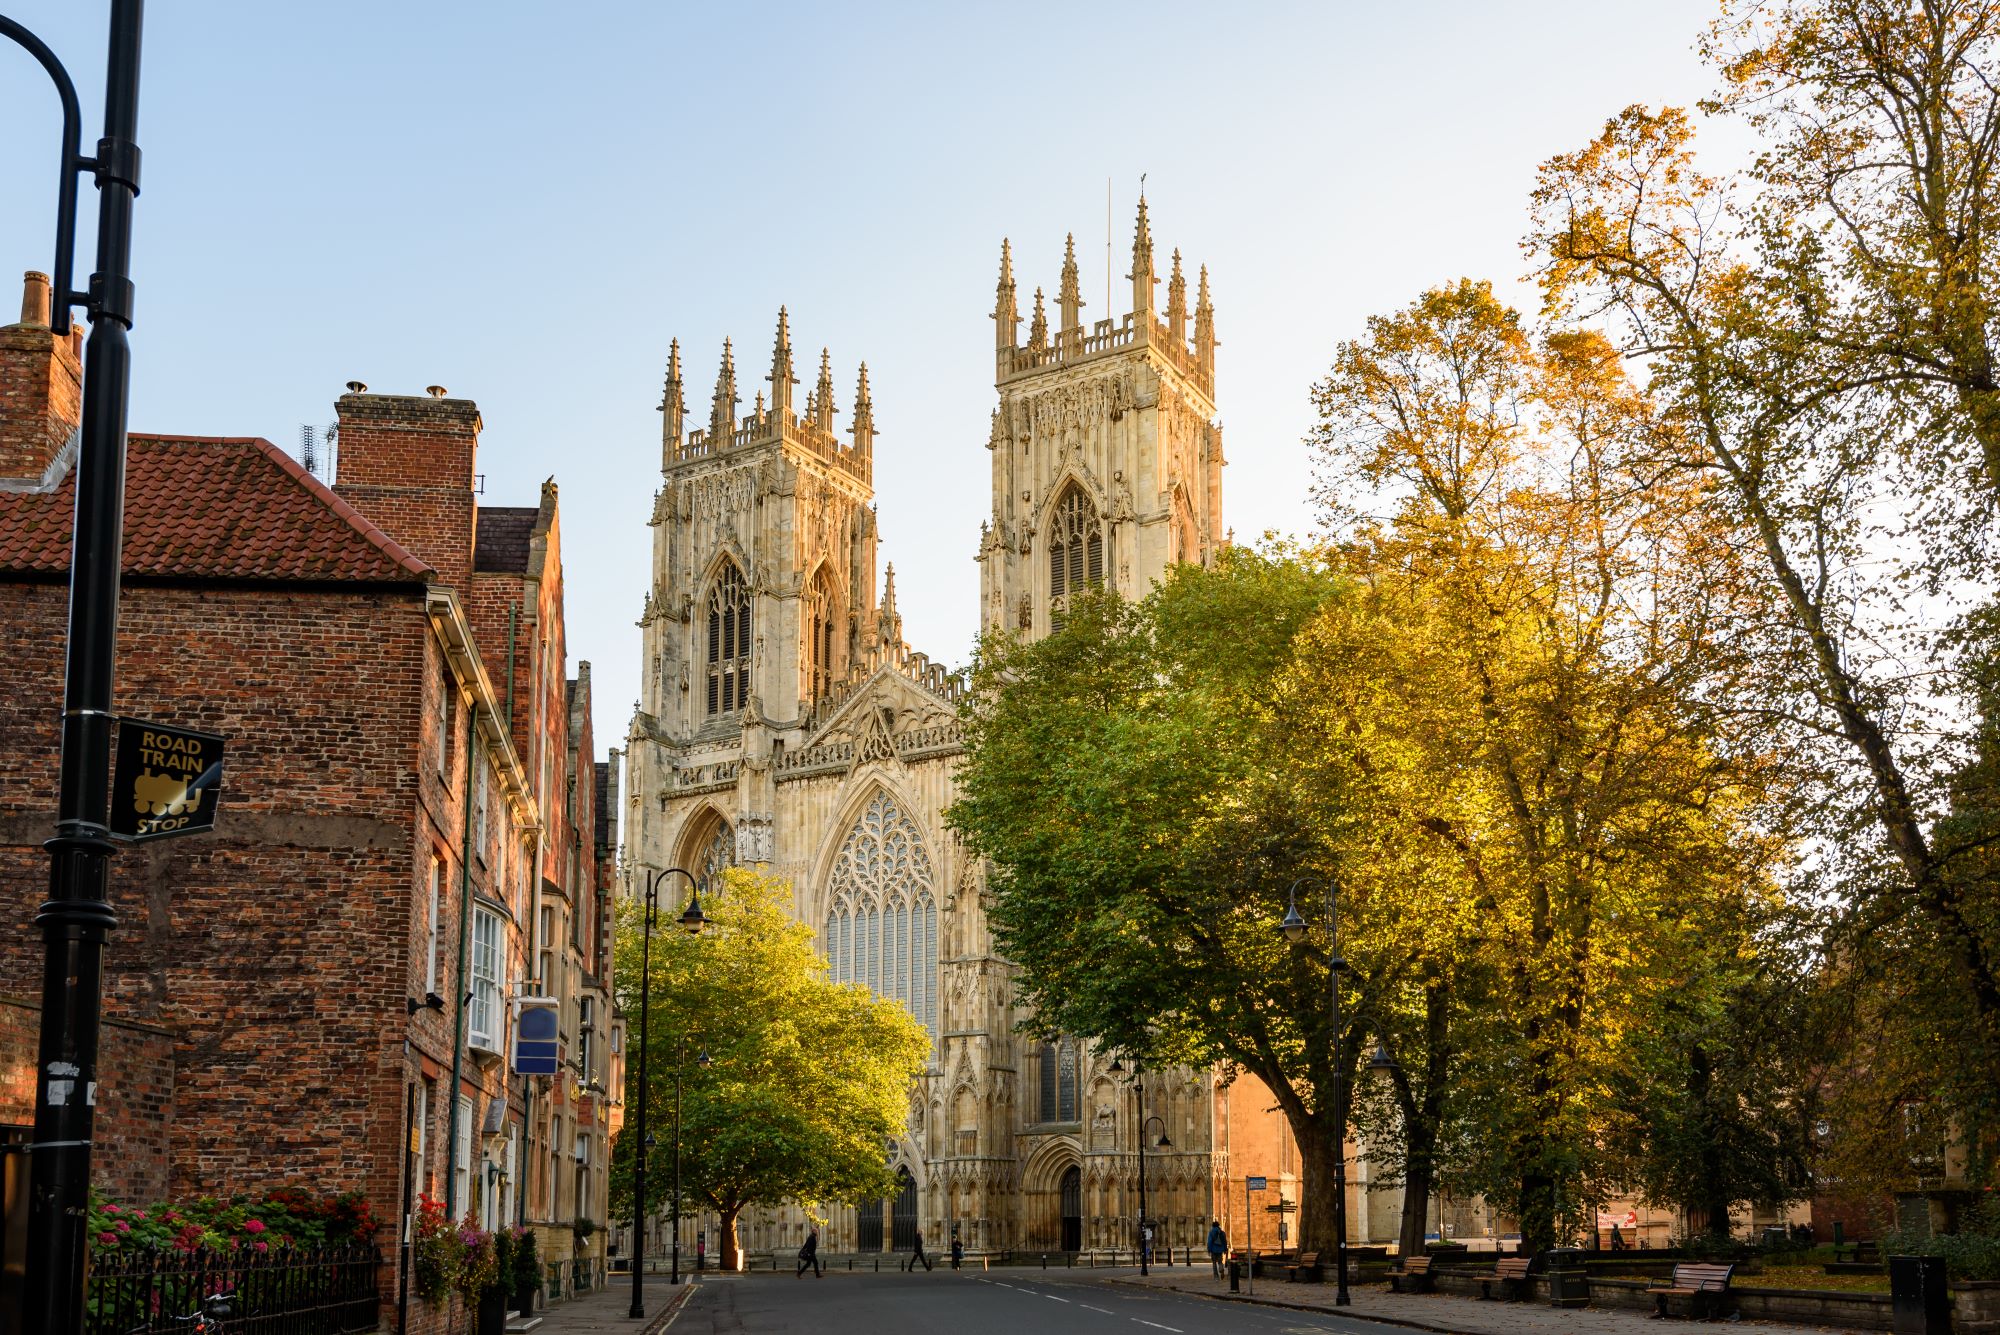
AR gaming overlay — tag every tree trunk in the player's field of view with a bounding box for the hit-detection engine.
[719,1203,743,1271]
[1398,1145,1434,1260]
[1295,1116,1341,1258]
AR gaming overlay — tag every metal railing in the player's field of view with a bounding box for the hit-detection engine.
[87,1245,381,1335]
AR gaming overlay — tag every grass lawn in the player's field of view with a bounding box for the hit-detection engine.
[1742,1264,1889,1293]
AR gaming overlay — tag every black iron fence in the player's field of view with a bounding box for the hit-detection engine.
[87,1245,381,1335]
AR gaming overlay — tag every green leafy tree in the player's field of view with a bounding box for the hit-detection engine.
[951,549,1367,1255]
[610,869,930,1270]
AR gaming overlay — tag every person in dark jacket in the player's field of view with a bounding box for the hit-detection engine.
[1206,1221,1228,1278]
[951,1230,964,1270]
[904,1227,933,1272]
[797,1225,823,1278]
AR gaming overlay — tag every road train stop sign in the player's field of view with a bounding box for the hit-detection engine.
[109,717,224,842]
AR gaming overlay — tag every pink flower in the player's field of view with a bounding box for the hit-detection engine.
[98,1231,117,1246]
[115,1222,130,1233]
[133,1211,148,1222]
[104,1205,122,1215]
[253,1241,269,1254]
[243,1218,266,1234]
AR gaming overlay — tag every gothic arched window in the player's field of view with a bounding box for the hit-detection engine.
[1047,487,1103,633]
[1038,1038,1079,1123]
[805,568,840,703]
[824,791,939,1050]
[705,562,753,716]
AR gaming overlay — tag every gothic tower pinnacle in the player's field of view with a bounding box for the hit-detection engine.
[768,306,796,420]
[1194,264,1217,377]
[813,349,836,433]
[1167,249,1188,343]
[1028,287,1048,352]
[1058,233,1084,339]
[852,362,874,455]
[1129,197,1156,318]
[993,238,1019,352]
[659,337,684,467]
[710,337,738,441]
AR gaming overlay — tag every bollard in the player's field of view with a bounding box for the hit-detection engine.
[1229,1260,1240,1293]
[874,1258,879,1272]
[1067,1253,1073,1269]
[1041,1254,1047,1269]
[848,1259,852,1271]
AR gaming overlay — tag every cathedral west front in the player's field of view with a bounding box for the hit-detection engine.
[620,203,1308,1260]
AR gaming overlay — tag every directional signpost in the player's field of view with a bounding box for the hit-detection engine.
[109,718,224,842]
[1245,1176,1266,1293]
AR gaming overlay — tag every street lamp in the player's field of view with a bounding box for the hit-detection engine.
[1114,1060,1171,1276]
[1278,879,1350,1306]
[630,867,704,1320]
[2,8,146,1333]
[667,1041,712,1286]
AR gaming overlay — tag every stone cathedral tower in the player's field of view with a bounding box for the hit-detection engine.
[623,207,1300,1264]
[979,198,1226,639]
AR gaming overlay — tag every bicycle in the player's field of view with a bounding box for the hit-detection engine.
[126,1288,233,1335]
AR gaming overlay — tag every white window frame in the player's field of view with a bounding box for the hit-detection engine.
[453,1094,473,1215]
[469,908,501,1051]
[424,857,443,994]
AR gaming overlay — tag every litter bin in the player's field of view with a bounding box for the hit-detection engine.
[1542,1248,1589,1309]
[1890,1255,1949,1335]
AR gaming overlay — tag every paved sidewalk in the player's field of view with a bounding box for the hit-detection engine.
[1107,1271,1875,1335]
[521,1276,696,1335]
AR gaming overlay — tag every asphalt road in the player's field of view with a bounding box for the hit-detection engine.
[665,1268,1412,1335]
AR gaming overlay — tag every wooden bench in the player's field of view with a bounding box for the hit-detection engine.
[1387,1254,1433,1294]
[1280,1251,1321,1282]
[1478,1255,1533,1301]
[1646,1262,1735,1320]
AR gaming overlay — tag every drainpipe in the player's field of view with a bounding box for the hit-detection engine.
[444,692,479,1220]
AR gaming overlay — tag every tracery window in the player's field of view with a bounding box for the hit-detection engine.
[1047,486,1103,633]
[705,562,753,716]
[805,569,839,703]
[823,791,939,1048]
[1038,1037,1079,1123]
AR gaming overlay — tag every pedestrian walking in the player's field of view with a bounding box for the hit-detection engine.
[904,1227,933,1271]
[1141,1223,1154,1267]
[797,1225,823,1278]
[1206,1220,1227,1278]
[950,1231,964,1270]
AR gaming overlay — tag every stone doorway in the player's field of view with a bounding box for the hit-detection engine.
[1060,1166,1082,1252]
[892,1167,917,1252]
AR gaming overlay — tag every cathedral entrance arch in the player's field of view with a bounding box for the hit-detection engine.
[891,1167,918,1252]
[856,1197,884,1253]
[1060,1166,1082,1252]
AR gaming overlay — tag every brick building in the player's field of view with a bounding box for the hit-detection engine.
[0,272,617,1320]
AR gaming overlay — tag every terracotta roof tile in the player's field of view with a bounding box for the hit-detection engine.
[0,435,433,583]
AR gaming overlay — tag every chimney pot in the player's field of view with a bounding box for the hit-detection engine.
[18,272,51,328]
[345,380,368,394]
[426,385,448,399]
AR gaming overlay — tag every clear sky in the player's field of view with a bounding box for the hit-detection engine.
[0,1,1725,755]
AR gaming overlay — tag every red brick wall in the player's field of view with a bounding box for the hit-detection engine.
[0,996,174,1203]
[0,579,428,1215]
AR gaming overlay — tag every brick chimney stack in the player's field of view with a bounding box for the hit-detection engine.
[331,388,482,591]
[0,271,84,487]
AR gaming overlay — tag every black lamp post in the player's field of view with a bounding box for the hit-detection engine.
[1279,879,1350,1306]
[668,1041,711,1286]
[1109,1057,1171,1276]
[0,7,145,1333]
[630,868,704,1320]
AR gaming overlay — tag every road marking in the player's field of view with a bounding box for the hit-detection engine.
[1081,1305,1114,1315]
[1045,1294,1070,1303]
[1131,1322,1183,1333]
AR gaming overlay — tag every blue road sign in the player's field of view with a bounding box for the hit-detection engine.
[513,999,559,1075]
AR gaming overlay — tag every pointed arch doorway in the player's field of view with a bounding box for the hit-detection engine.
[891,1166,918,1252]
[1060,1166,1082,1252]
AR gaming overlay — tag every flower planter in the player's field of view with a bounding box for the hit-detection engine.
[514,1282,537,1319]
[477,1288,508,1335]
